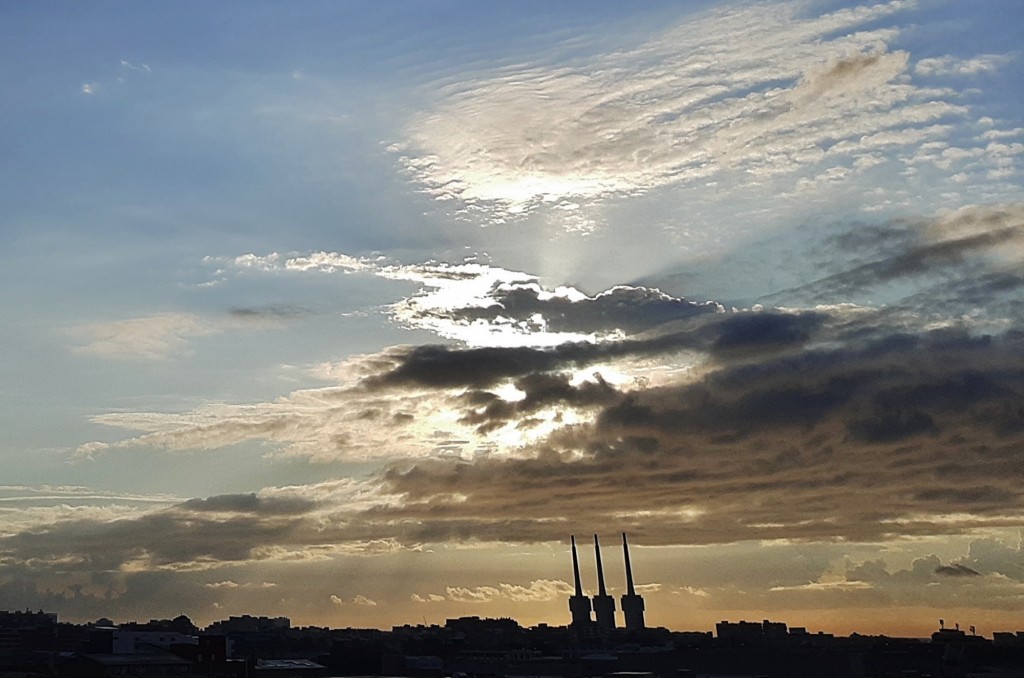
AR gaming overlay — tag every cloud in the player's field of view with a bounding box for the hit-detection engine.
[762,203,1024,304]
[367,327,1024,546]
[381,261,723,346]
[496,579,574,602]
[445,585,499,603]
[211,251,371,274]
[362,308,819,393]
[73,264,766,462]
[959,536,1024,580]
[331,594,377,606]
[68,313,220,360]
[62,249,1024,550]
[228,305,310,323]
[442,580,571,604]
[180,493,318,516]
[915,54,1013,77]
[396,0,974,226]
[934,564,980,577]
[204,580,277,589]
[410,593,446,603]
[119,59,151,74]
[0,482,397,574]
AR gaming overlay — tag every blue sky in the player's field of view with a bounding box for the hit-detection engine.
[2,0,1023,635]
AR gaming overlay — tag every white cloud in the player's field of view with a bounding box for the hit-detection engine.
[672,585,711,598]
[285,251,370,273]
[213,251,371,274]
[119,59,151,74]
[72,379,482,462]
[81,82,96,95]
[68,313,220,361]
[411,593,446,603]
[915,54,1013,77]
[379,261,607,348]
[497,579,574,602]
[204,580,277,590]
[445,585,500,603]
[396,0,984,226]
[769,580,874,592]
[331,594,378,606]
[444,579,573,604]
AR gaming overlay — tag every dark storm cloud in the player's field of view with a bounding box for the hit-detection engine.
[934,563,980,577]
[363,310,824,390]
[181,493,318,515]
[365,327,1024,546]
[7,307,1024,576]
[1,511,297,570]
[229,305,310,320]
[757,203,1024,305]
[444,283,721,335]
[4,328,1023,571]
[596,329,1024,444]
[458,372,619,433]
[0,493,323,572]
[709,311,825,355]
[810,225,1019,294]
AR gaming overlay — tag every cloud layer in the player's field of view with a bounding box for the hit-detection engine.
[396,0,1018,231]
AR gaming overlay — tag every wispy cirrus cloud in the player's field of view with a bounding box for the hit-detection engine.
[68,313,220,361]
[914,53,1014,77]
[393,0,1012,229]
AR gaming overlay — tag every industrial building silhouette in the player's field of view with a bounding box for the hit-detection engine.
[569,533,645,632]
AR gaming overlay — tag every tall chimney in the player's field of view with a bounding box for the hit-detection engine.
[568,535,592,628]
[620,532,646,631]
[592,534,616,629]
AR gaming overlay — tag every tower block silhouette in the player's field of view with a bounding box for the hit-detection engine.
[568,535,592,628]
[620,532,646,631]
[592,534,617,629]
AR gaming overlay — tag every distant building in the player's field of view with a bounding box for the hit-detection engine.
[716,619,793,647]
[112,630,197,654]
[206,615,290,634]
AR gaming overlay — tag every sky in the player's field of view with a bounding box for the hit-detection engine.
[1,0,1023,638]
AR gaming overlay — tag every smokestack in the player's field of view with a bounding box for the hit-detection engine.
[592,534,616,629]
[568,535,592,628]
[572,535,584,596]
[623,532,636,596]
[620,532,646,631]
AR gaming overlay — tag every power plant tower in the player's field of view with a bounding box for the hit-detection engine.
[568,535,592,628]
[620,532,646,631]
[591,534,617,629]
